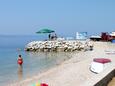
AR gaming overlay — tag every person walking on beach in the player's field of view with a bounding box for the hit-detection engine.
[17,55,23,66]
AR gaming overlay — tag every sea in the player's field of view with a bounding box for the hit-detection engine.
[0,35,73,86]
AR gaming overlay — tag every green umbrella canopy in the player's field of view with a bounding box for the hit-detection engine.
[36,28,55,34]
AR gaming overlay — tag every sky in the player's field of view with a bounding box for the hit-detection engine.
[0,0,115,37]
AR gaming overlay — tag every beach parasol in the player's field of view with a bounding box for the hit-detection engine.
[36,28,55,40]
[36,28,55,34]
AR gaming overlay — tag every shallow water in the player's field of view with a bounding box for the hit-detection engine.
[0,35,74,86]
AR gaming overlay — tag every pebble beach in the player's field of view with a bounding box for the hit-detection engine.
[9,41,115,86]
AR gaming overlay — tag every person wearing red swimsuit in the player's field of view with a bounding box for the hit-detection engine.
[17,55,23,66]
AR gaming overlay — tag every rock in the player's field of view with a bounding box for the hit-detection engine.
[25,40,93,52]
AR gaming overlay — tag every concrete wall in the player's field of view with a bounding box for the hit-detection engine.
[94,69,115,86]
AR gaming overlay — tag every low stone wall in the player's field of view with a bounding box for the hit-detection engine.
[94,69,115,86]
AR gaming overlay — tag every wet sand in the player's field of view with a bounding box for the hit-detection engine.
[9,42,115,86]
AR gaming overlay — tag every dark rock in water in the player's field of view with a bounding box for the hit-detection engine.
[89,46,93,51]
[26,48,30,51]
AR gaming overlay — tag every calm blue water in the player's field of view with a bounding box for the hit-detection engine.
[0,35,73,86]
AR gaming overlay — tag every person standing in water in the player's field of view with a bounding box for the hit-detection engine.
[17,55,23,80]
[17,55,23,66]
